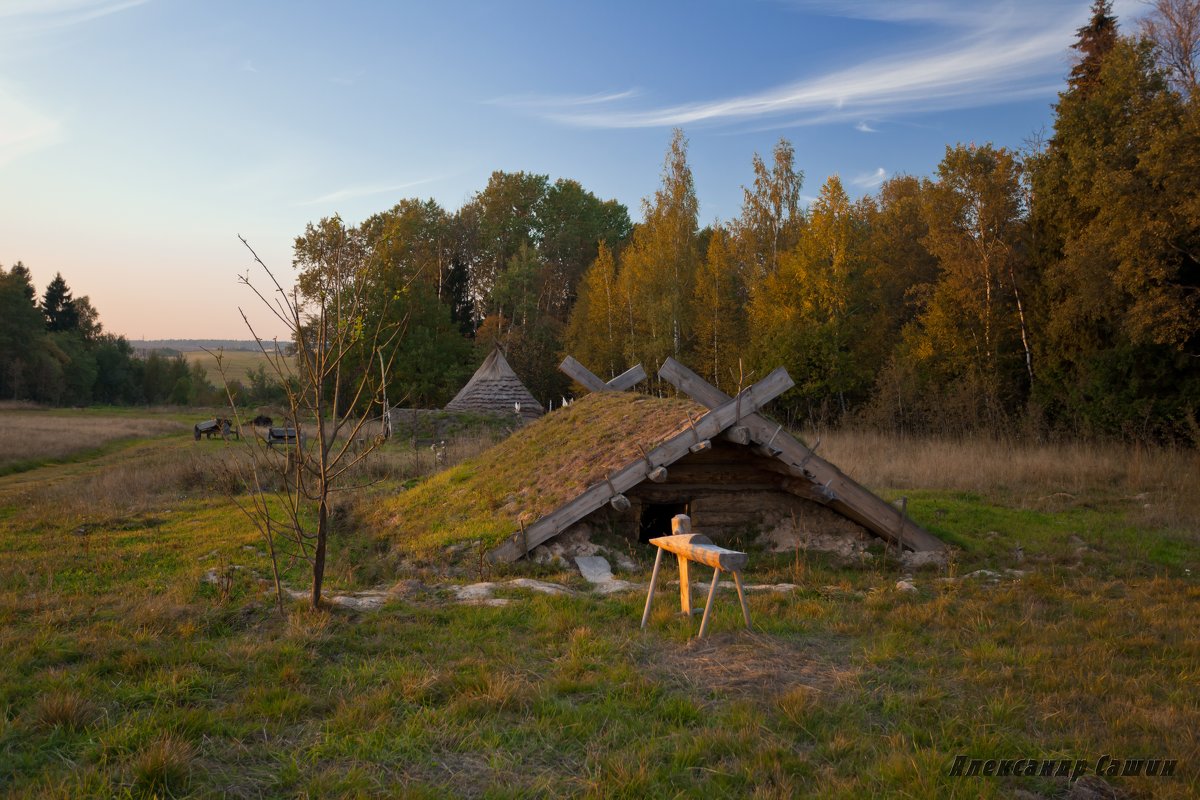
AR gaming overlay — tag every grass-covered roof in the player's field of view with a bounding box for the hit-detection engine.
[376,392,706,555]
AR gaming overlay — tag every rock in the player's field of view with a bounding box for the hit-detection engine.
[387,579,424,597]
[530,527,637,572]
[329,592,388,610]
[505,578,572,595]
[450,582,496,602]
[1066,776,1128,800]
[900,550,947,570]
[574,556,638,595]
[963,569,1002,581]
[449,578,571,605]
[575,556,614,584]
[895,580,918,593]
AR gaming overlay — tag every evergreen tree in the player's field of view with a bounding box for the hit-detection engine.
[0,265,49,399]
[42,272,79,333]
[1032,32,1200,437]
[1069,0,1119,94]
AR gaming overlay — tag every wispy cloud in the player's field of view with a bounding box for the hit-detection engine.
[854,121,877,133]
[296,177,444,207]
[850,167,887,188]
[488,88,641,109]
[0,83,62,166]
[0,0,150,30]
[509,2,1107,129]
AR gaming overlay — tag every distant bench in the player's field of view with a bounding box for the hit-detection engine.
[266,427,303,448]
[194,418,239,441]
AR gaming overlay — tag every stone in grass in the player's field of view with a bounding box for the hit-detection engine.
[895,580,918,593]
[575,555,615,584]
[574,555,638,595]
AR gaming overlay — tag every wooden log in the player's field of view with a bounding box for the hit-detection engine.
[606,364,647,392]
[724,426,751,445]
[658,357,945,553]
[558,356,607,392]
[672,515,692,615]
[648,533,749,572]
[486,367,795,563]
[648,466,668,483]
[609,494,631,512]
[688,439,712,454]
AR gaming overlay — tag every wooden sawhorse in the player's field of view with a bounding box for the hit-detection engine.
[640,514,751,638]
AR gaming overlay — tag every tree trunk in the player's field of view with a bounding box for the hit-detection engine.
[311,498,328,610]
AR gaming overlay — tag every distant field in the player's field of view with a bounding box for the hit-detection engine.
[183,348,286,384]
[0,407,187,472]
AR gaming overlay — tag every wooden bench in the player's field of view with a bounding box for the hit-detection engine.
[194,418,239,441]
[265,427,302,448]
[641,514,751,638]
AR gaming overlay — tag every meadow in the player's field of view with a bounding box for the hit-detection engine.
[183,349,280,384]
[0,407,1196,798]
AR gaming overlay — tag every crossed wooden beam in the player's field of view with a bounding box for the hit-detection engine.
[559,356,647,393]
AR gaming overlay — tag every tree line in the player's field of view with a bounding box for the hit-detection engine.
[0,266,291,407]
[7,1,1196,440]
[571,0,1199,440]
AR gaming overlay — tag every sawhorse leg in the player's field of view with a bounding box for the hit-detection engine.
[697,567,722,638]
[732,570,752,629]
[640,547,665,629]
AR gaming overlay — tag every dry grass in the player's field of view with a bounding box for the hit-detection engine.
[820,429,1200,529]
[0,409,185,470]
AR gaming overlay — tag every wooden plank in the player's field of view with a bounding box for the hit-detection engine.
[559,356,646,393]
[606,364,647,392]
[558,356,607,392]
[658,358,945,553]
[487,367,795,562]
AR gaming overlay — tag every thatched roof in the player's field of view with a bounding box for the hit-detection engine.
[377,392,703,555]
[445,349,544,420]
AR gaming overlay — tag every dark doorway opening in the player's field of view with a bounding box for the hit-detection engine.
[639,501,688,543]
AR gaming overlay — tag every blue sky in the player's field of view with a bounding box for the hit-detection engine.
[0,0,1144,339]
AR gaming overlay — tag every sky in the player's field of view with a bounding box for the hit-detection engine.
[0,0,1147,340]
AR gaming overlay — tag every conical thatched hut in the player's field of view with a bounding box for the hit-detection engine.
[445,349,544,421]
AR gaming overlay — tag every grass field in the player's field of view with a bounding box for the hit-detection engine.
[0,409,1196,798]
[0,405,189,475]
[183,349,282,384]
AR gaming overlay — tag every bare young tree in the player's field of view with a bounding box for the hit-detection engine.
[1141,0,1200,96]
[219,230,401,612]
